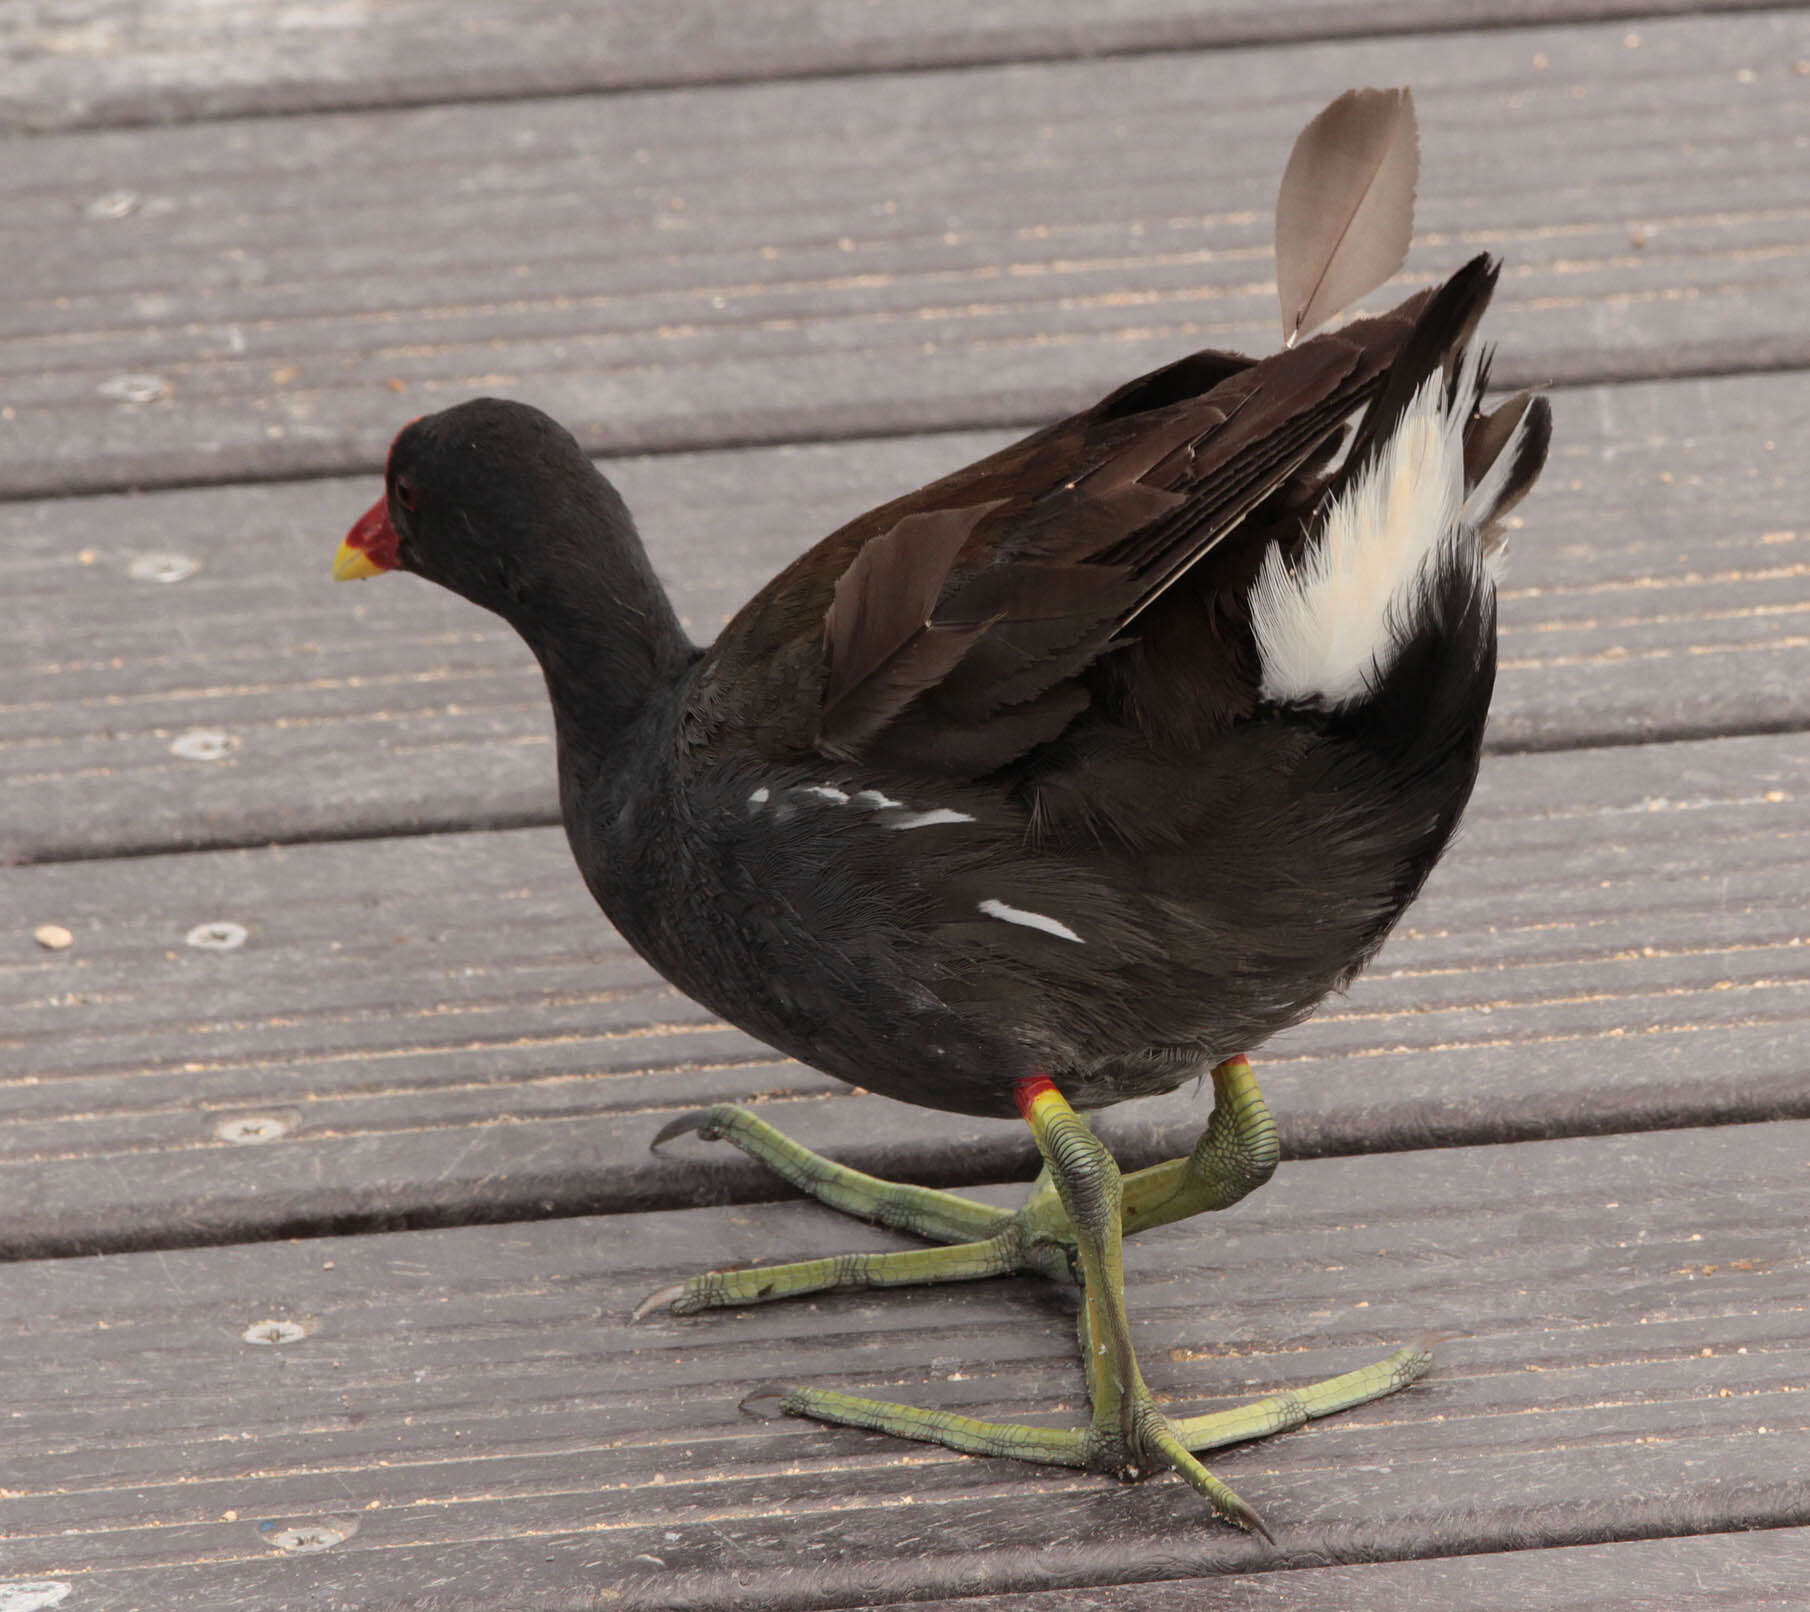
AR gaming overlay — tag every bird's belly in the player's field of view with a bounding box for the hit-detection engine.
[612,882,1036,1118]
[578,749,1442,1121]
[584,789,1043,1117]
[582,827,1260,1121]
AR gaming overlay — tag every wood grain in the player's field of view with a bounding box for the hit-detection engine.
[6,369,1807,863]
[857,1531,1810,1612]
[5,1534,1804,1612]
[3,11,1806,497]
[8,1535,1803,1612]
[0,1119,1805,1607]
[5,728,1807,1259]
[0,0,1778,133]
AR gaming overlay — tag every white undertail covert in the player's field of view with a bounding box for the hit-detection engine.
[1248,347,1498,708]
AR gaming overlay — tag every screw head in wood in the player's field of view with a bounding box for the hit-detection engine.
[85,190,140,220]
[214,1114,295,1144]
[170,729,240,762]
[98,373,168,404]
[187,921,248,950]
[261,1518,357,1554]
[241,1319,307,1346]
[128,553,200,584]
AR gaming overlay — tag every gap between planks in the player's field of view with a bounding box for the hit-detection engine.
[3,728,1808,1260]
[4,368,1807,865]
[0,0,1787,135]
[0,1118,1805,1606]
[4,12,1807,498]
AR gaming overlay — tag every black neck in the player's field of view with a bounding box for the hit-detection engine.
[503,505,697,801]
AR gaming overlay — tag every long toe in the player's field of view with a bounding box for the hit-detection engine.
[767,1379,1270,1533]
[631,1232,1041,1321]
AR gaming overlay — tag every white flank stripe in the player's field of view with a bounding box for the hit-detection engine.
[978,898,1085,944]
[748,786,770,806]
[852,789,904,809]
[1248,348,1483,707]
[888,808,974,830]
[798,785,850,804]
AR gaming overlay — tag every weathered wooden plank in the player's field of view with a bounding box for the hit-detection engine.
[5,729,1808,1259]
[8,1539,1807,1612]
[0,1120,1805,1608]
[0,0,1778,133]
[5,1535,1807,1612]
[3,11,1806,498]
[860,1531,1810,1612]
[5,368,1806,862]
[60,1534,1810,1612]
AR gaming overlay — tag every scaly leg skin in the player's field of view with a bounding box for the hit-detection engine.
[632,1105,1075,1318]
[764,1079,1434,1533]
[1119,1053,1281,1232]
[635,1055,1274,1317]
[636,1062,1437,1526]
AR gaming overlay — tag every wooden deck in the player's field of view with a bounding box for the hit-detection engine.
[3,4,1808,1608]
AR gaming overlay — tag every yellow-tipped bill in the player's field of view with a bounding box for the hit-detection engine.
[334,493,400,580]
[333,538,387,581]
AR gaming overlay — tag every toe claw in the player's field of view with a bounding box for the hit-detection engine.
[1394,1332,1456,1387]
[738,1385,800,1419]
[629,1281,690,1322]
[1221,1490,1275,1544]
[650,1107,738,1152]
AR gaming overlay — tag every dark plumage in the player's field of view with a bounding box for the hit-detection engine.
[338,256,1545,1123]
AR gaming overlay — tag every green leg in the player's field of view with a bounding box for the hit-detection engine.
[634,1104,1073,1318]
[639,1064,1433,1526]
[1119,1054,1280,1234]
[1018,1078,1268,1530]
[765,1080,1267,1532]
[635,1055,1277,1318]
[1168,1343,1436,1453]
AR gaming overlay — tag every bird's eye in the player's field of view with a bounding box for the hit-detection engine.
[395,477,418,512]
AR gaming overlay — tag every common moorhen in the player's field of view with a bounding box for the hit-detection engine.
[334,89,1550,1532]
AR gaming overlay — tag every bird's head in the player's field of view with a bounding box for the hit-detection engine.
[332,398,691,735]
[333,398,636,623]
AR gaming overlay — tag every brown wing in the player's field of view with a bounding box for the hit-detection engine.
[683,283,1479,780]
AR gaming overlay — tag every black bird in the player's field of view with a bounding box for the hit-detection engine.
[334,91,1550,1531]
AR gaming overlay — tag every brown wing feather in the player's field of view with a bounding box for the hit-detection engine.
[818,502,1000,756]
[686,274,1479,781]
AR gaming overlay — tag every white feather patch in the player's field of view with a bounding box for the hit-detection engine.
[978,898,1085,944]
[888,808,974,830]
[1248,352,1481,706]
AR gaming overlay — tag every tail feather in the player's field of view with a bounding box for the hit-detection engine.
[1246,264,1530,711]
[1332,254,1500,508]
[1463,391,1553,571]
